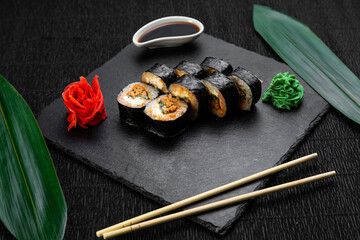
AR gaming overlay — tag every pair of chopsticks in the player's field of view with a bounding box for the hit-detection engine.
[97,153,335,239]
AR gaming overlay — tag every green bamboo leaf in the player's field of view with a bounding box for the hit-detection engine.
[253,5,360,124]
[0,75,67,239]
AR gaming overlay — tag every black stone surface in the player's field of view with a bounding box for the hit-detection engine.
[36,34,327,234]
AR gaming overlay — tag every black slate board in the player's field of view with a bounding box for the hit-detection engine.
[37,34,328,234]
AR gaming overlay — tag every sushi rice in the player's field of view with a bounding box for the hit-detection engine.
[118,82,159,108]
[228,76,253,110]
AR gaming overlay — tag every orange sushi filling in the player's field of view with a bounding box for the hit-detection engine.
[159,95,178,114]
[128,85,149,99]
[145,94,188,121]
[174,69,188,78]
[168,84,199,120]
[204,67,216,75]
[141,72,168,93]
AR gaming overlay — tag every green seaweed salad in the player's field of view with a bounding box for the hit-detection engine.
[262,72,304,110]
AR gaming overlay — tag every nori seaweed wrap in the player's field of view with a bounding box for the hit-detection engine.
[174,60,206,79]
[202,72,238,117]
[228,67,262,111]
[117,82,159,126]
[141,63,177,93]
[169,75,208,120]
[200,57,233,76]
[144,94,189,137]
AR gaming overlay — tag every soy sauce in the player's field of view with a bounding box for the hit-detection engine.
[138,21,200,43]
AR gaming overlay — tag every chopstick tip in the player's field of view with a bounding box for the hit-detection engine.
[96,231,103,237]
[322,170,336,178]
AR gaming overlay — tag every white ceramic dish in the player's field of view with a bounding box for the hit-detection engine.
[132,16,204,49]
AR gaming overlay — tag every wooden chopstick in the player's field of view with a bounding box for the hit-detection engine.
[96,153,318,237]
[103,171,336,239]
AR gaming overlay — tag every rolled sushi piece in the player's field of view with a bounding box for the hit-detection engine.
[141,63,177,93]
[117,82,159,126]
[200,57,233,76]
[174,60,206,79]
[202,72,238,118]
[168,75,208,120]
[228,67,262,111]
[144,94,189,137]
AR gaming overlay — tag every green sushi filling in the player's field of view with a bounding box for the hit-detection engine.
[181,96,191,103]
[137,94,150,100]
[262,72,304,110]
[209,94,219,101]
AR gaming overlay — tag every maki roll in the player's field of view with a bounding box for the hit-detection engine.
[144,94,189,137]
[141,63,177,93]
[202,72,238,118]
[174,60,206,79]
[200,57,233,76]
[168,75,208,120]
[228,67,262,111]
[117,82,159,126]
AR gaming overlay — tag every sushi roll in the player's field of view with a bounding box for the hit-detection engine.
[174,60,206,79]
[202,72,238,118]
[141,63,177,93]
[117,82,159,126]
[200,57,233,76]
[144,94,189,137]
[168,75,208,120]
[228,67,262,111]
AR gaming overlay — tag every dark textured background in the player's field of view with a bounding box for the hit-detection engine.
[1,0,359,239]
